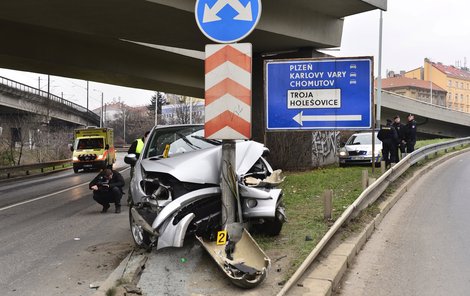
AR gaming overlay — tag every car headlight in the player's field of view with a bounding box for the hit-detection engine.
[73,156,78,161]
[339,151,348,157]
[96,154,104,160]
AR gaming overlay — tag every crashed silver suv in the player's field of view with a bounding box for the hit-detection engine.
[125,124,286,250]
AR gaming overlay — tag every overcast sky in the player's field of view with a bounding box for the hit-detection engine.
[1,0,469,108]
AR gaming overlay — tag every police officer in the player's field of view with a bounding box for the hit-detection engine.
[392,115,406,159]
[405,114,417,153]
[377,119,399,168]
[89,168,125,213]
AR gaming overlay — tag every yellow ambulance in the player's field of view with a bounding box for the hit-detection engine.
[71,127,116,173]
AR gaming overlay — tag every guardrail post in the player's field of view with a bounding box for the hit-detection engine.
[368,177,376,186]
[362,170,368,190]
[323,189,333,220]
[381,161,386,174]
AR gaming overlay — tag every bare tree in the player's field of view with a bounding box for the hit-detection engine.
[171,96,204,125]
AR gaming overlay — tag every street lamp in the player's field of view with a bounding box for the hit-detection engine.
[93,89,104,127]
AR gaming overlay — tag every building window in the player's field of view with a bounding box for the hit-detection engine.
[456,81,459,88]
[461,82,464,89]
[448,80,452,87]
[461,94,464,103]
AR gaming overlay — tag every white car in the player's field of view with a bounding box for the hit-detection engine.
[338,132,382,167]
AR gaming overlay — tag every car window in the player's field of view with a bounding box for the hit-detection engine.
[346,133,381,145]
[76,138,103,150]
[143,126,220,158]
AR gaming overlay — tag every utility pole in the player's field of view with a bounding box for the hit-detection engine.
[101,92,104,128]
[86,81,89,126]
[376,9,383,129]
[429,61,433,104]
[154,94,158,126]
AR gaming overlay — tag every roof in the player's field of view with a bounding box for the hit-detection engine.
[432,62,470,81]
[379,76,446,92]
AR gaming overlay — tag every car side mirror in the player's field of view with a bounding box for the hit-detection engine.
[105,144,109,150]
[124,154,137,166]
[339,142,346,147]
[69,144,74,152]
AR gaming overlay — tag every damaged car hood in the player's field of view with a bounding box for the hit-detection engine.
[140,141,265,184]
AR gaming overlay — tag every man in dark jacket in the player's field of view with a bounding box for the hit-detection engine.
[377,119,399,167]
[392,115,406,159]
[405,114,417,153]
[89,168,125,213]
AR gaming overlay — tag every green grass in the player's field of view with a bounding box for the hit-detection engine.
[254,164,380,276]
[415,138,451,149]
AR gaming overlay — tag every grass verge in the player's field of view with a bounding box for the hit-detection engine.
[253,139,467,282]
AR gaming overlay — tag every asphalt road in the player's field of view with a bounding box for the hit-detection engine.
[0,154,133,296]
[336,152,470,296]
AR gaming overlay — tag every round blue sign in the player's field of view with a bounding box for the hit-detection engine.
[195,0,262,44]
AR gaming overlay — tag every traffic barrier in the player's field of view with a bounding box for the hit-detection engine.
[0,159,71,179]
[277,137,470,296]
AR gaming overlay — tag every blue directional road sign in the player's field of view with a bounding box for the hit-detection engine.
[195,0,262,43]
[265,57,373,130]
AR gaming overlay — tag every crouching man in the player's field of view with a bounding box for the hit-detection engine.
[89,168,125,213]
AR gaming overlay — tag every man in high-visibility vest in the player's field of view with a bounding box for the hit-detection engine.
[127,131,150,204]
[128,130,150,159]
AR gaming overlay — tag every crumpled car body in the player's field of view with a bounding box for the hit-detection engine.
[126,125,286,251]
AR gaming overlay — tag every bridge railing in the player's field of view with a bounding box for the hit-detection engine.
[0,76,99,123]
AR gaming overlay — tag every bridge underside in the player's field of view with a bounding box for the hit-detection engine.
[0,0,386,98]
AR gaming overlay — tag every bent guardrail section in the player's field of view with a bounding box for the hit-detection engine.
[277,137,470,296]
[0,159,71,179]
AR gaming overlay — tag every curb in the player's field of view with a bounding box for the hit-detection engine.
[92,249,148,296]
[288,147,470,296]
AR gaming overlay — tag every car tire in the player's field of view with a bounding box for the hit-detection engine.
[73,166,79,173]
[129,206,152,250]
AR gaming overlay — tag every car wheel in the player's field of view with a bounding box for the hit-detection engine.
[129,206,151,250]
[256,199,286,236]
[73,166,79,173]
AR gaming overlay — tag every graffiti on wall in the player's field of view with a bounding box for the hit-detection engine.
[311,131,340,167]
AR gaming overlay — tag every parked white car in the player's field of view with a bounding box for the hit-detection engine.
[338,132,382,167]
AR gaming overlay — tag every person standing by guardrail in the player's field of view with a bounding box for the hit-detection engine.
[405,114,417,153]
[378,119,399,168]
[392,115,406,159]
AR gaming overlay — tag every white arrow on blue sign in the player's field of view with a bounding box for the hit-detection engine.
[195,0,262,44]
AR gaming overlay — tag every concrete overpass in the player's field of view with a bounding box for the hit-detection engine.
[0,76,100,127]
[380,90,470,138]
[0,0,386,98]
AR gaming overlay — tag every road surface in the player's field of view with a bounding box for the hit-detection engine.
[336,152,470,296]
[0,154,133,296]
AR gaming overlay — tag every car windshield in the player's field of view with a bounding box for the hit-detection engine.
[143,125,221,159]
[76,138,104,150]
[346,133,381,145]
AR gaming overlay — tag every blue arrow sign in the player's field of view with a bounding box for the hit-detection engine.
[265,58,373,130]
[195,0,262,43]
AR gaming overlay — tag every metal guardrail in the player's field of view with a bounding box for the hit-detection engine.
[0,76,100,123]
[277,137,470,296]
[0,159,71,179]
